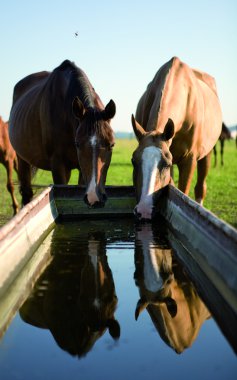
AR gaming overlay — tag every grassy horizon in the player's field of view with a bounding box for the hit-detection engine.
[0,138,236,227]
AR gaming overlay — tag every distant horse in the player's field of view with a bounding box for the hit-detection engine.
[9,60,116,207]
[131,57,222,220]
[134,224,210,354]
[0,116,19,214]
[213,122,231,166]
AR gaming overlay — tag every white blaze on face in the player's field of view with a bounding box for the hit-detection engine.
[87,134,100,205]
[136,146,162,219]
[137,228,163,292]
[88,239,101,308]
[144,245,163,292]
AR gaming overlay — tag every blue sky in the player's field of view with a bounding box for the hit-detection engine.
[0,0,236,132]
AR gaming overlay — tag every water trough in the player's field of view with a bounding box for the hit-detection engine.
[0,184,237,353]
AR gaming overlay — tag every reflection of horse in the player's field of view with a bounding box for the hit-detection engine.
[131,57,222,220]
[9,60,116,207]
[134,224,211,354]
[20,229,120,358]
[0,116,18,214]
[213,122,231,166]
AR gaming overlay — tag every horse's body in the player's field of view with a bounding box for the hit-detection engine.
[9,60,116,207]
[134,225,210,353]
[213,122,231,166]
[131,57,222,220]
[0,116,18,214]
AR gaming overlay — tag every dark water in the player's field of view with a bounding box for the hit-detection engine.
[0,219,236,380]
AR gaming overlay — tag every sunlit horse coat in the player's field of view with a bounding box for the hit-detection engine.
[132,57,222,219]
[0,116,18,214]
[134,225,210,353]
[9,60,116,207]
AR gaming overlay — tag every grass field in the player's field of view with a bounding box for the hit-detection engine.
[0,138,236,227]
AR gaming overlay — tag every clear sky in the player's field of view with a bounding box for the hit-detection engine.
[0,0,236,132]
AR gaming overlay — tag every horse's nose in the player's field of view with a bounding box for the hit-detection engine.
[84,191,107,208]
[134,205,152,222]
[134,207,143,221]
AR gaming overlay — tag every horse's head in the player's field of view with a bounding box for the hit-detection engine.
[134,224,176,321]
[131,115,174,220]
[73,98,116,207]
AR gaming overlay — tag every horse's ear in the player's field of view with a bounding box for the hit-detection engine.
[135,298,148,320]
[165,296,177,318]
[131,115,146,141]
[103,99,116,120]
[107,319,120,340]
[72,97,85,120]
[163,118,175,141]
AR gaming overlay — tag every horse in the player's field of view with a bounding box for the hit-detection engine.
[134,224,211,354]
[131,57,222,220]
[9,60,116,207]
[213,122,231,166]
[0,116,19,214]
[20,227,120,357]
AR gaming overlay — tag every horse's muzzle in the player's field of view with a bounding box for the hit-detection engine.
[84,192,107,208]
[134,206,154,222]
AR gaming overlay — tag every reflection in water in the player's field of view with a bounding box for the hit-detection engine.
[20,225,120,358]
[134,223,211,354]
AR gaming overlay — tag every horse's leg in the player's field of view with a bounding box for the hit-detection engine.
[220,140,224,166]
[17,155,33,206]
[213,145,217,167]
[5,160,19,214]
[194,152,211,205]
[51,161,71,184]
[177,156,196,196]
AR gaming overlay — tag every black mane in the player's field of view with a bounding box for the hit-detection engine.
[55,60,114,142]
[55,60,96,109]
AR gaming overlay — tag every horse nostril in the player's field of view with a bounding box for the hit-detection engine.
[134,207,142,220]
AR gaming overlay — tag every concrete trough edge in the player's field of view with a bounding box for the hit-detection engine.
[157,185,237,312]
[0,187,57,297]
[0,184,236,349]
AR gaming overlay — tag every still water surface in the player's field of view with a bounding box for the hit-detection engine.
[0,219,236,380]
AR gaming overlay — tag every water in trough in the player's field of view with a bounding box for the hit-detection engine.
[0,218,236,379]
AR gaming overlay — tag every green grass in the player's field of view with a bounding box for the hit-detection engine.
[0,139,236,227]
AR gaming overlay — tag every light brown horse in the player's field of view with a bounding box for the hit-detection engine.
[134,224,211,354]
[0,116,19,214]
[9,60,116,207]
[131,57,222,220]
[213,122,232,166]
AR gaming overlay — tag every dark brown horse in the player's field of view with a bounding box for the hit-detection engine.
[0,116,19,214]
[9,60,116,207]
[213,122,231,166]
[131,57,222,220]
[20,228,120,357]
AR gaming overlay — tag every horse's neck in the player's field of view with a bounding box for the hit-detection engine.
[147,60,190,133]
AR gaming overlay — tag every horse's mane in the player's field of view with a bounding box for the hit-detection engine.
[54,60,114,142]
[55,60,95,109]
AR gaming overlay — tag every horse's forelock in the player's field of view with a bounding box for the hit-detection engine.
[78,111,114,143]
